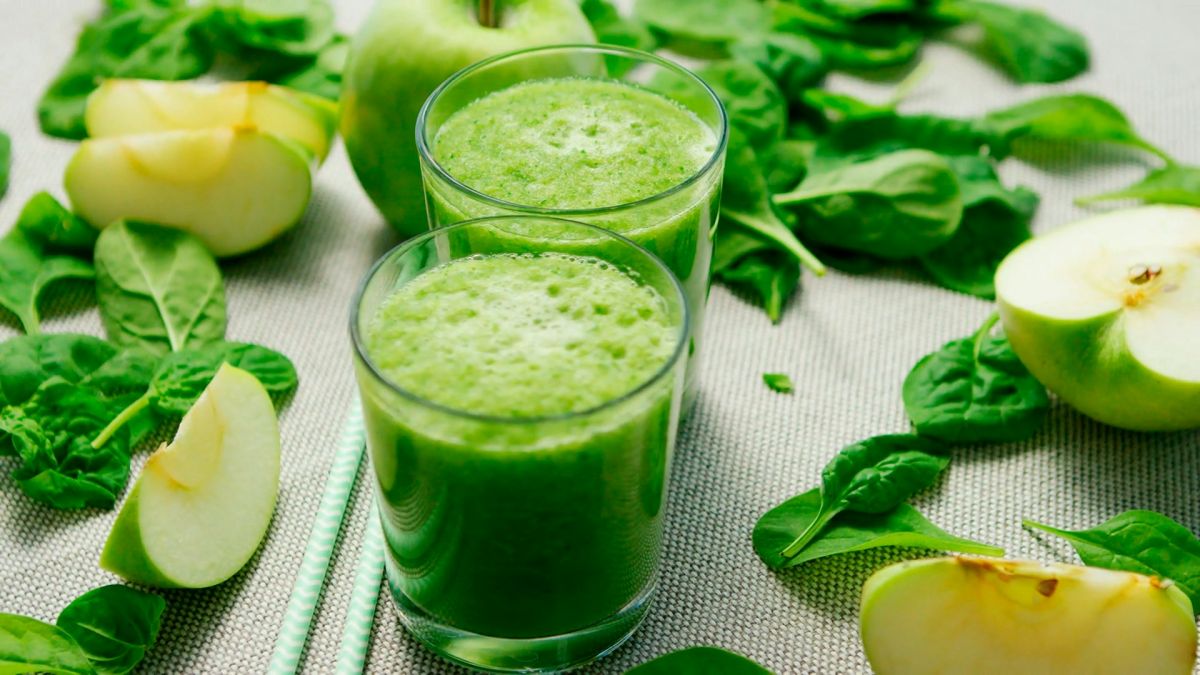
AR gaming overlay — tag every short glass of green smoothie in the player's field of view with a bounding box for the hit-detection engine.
[351,216,689,672]
[416,44,727,412]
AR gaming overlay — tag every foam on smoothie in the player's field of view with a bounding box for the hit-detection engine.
[431,77,716,210]
[366,252,678,418]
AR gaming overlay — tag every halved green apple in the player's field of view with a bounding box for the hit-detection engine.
[65,126,312,257]
[861,557,1197,675]
[100,364,281,589]
[995,205,1200,430]
[86,79,337,163]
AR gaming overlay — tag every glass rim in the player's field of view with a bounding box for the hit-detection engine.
[349,215,691,425]
[414,43,730,217]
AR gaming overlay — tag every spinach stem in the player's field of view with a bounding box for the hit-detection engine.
[886,62,931,109]
[92,392,150,449]
[780,509,836,560]
[971,312,1000,361]
[723,207,828,276]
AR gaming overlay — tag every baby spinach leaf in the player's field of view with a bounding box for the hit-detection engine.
[0,613,95,675]
[763,373,794,394]
[960,1,1088,84]
[981,93,1167,161]
[626,647,772,674]
[780,434,949,560]
[0,231,95,336]
[714,236,800,324]
[15,193,98,254]
[95,221,226,355]
[695,60,787,152]
[249,33,348,100]
[0,131,9,201]
[807,0,919,20]
[0,334,125,407]
[730,31,826,96]
[762,139,811,193]
[903,314,1049,443]
[149,341,298,414]
[1078,164,1200,207]
[811,113,999,170]
[755,488,1003,569]
[775,149,963,260]
[635,0,768,56]
[1024,511,1200,611]
[57,586,165,675]
[799,89,888,127]
[582,0,657,60]
[207,0,335,58]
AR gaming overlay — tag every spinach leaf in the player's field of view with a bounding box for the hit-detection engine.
[1024,511,1200,611]
[0,334,125,407]
[755,488,1003,569]
[799,89,888,127]
[981,94,1167,161]
[0,614,95,675]
[807,0,919,20]
[207,0,335,58]
[39,3,214,139]
[763,373,794,394]
[903,314,1049,442]
[250,34,347,101]
[148,341,298,414]
[626,647,771,674]
[94,220,226,354]
[57,586,165,675]
[775,149,963,260]
[960,1,1088,84]
[15,193,98,254]
[582,0,657,60]
[714,238,799,324]
[811,113,999,169]
[762,139,811,193]
[1078,164,1200,207]
[729,31,826,96]
[779,434,949,559]
[635,0,768,56]
[0,131,9,200]
[694,60,787,151]
[770,3,923,70]
[0,231,95,335]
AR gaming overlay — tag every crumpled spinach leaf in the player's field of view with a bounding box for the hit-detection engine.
[693,60,787,152]
[0,231,95,336]
[249,33,347,101]
[1078,164,1200,207]
[903,315,1049,443]
[56,585,165,675]
[960,1,1088,84]
[635,0,768,56]
[626,647,771,674]
[0,613,95,675]
[730,31,826,96]
[207,0,335,58]
[0,334,145,407]
[755,488,1003,569]
[148,341,298,414]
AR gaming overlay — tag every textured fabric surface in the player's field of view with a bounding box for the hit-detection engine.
[2,1,1199,673]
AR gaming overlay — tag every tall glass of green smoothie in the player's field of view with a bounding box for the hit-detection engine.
[351,216,689,672]
[416,44,727,412]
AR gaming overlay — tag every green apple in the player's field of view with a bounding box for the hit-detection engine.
[340,0,595,238]
[995,205,1200,431]
[861,557,1197,675]
[85,79,338,163]
[65,126,312,257]
[100,364,281,589]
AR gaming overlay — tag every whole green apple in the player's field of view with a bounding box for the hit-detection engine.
[340,0,595,238]
[994,205,1200,431]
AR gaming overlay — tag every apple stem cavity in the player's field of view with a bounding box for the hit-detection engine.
[92,392,151,449]
[478,0,498,28]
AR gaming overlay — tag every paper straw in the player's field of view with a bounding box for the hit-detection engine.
[268,400,367,675]
[334,501,386,674]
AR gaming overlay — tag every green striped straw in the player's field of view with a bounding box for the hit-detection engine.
[334,501,386,673]
[268,400,367,675]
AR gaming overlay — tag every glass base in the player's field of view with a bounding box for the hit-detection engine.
[387,582,655,673]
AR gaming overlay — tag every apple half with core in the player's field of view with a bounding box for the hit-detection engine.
[860,557,1197,675]
[100,364,281,588]
[85,79,338,163]
[340,0,595,237]
[995,205,1200,431]
[65,126,312,257]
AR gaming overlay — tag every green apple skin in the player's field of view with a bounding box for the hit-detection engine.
[998,302,1200,431]
[340,0,595,238]
[99,482,181,588]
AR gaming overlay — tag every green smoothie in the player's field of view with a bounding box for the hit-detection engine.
[423,76,723,408]
[359,251,681,639]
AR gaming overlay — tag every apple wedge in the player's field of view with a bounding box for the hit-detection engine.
[995,205,1200,431]
[861,557,1197,675]
[65,126,312,257]
[86,79,337,163]
[100,364,281,589]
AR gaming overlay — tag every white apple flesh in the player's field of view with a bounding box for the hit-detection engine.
[995,205,1200,431]
[100,364,281,589]
[861,557,1197,675]
[65,126,312,257]
[340,0,595,237]
[85,79,338,163]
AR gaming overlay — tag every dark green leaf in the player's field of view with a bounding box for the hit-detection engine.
[94,221,226,354]
[811,112,999,171]
[0,334,127,407]
[1078,164,1200,207]
[754,488,1003,569]
[981,93,1166,160]
[149,341,298,414]
[0,131,9,201]
[694,60,787,151]
[903,316,1049,442]
[0,614,95,675]
[582,0,657,61]
[1025,511,1200,611]
[798,88,887,127]
[15,192,98,254]
[770,3,922,69]
[251,34,347,100]
[763,373,794,394]
[961,1,1088,84]
[207,0,335,58]
[57,585,165,675]
[626,647,772,674]
[762,139,811,193]
[807,0,918,20]
[714,240,800,324]
[729,31,826,96]
[0,231,95,335]
[635,0,768,56]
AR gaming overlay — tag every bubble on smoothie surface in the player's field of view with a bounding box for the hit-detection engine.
[431,77,716,210]
[366,253,679,418]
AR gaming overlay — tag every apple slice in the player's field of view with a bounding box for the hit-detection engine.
[65,126,312,257]
[86,79,338,163]
[100,364,281,589]
[861,557,1197,675]
[995,205,1200,430]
